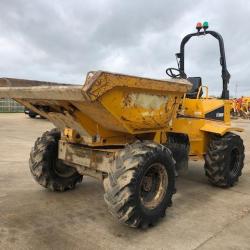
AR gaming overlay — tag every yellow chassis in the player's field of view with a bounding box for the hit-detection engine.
[62,96,243,161]
[167,98,243,158]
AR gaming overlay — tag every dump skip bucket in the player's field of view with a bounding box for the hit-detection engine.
[0,71,191,139]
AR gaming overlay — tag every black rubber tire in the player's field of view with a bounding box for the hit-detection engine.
[29,128,83,191]
[28,112,37,118]
[204,132,245,187]
[165,133,190,171]
[103,141,176,228]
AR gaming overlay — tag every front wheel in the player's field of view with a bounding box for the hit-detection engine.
[204,133,245,187]
[29,129,83,191]
[104,141,176,228]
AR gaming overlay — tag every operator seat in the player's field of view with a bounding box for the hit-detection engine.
[186,77,202,99]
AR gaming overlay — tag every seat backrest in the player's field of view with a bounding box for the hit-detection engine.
[186,77,202,99]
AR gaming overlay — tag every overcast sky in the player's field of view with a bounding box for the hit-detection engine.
[0,0,249,96]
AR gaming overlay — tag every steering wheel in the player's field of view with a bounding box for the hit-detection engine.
[166,68,182,78]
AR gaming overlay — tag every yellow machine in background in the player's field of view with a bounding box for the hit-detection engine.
[0,23,245,229]
[230,97,250,119]
[242,97,250,114]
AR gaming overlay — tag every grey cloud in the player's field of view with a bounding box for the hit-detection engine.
[0,0,249,96]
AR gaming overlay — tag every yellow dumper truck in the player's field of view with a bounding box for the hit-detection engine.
[0,23,245,228]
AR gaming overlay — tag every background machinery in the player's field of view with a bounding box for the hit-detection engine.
[231,97,250,119]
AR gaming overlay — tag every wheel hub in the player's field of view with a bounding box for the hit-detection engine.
[53,160,76,178]
[142,176,153,192]
[140,163,168,209]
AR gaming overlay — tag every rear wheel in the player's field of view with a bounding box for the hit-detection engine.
[29,128,82,191]
[104,141,176,228]
[165,133,189,171]
[204,133,244,187]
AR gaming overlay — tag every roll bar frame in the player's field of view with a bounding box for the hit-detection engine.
[176,30,230,99]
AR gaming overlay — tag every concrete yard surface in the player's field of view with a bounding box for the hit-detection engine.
[0,113,250,250]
